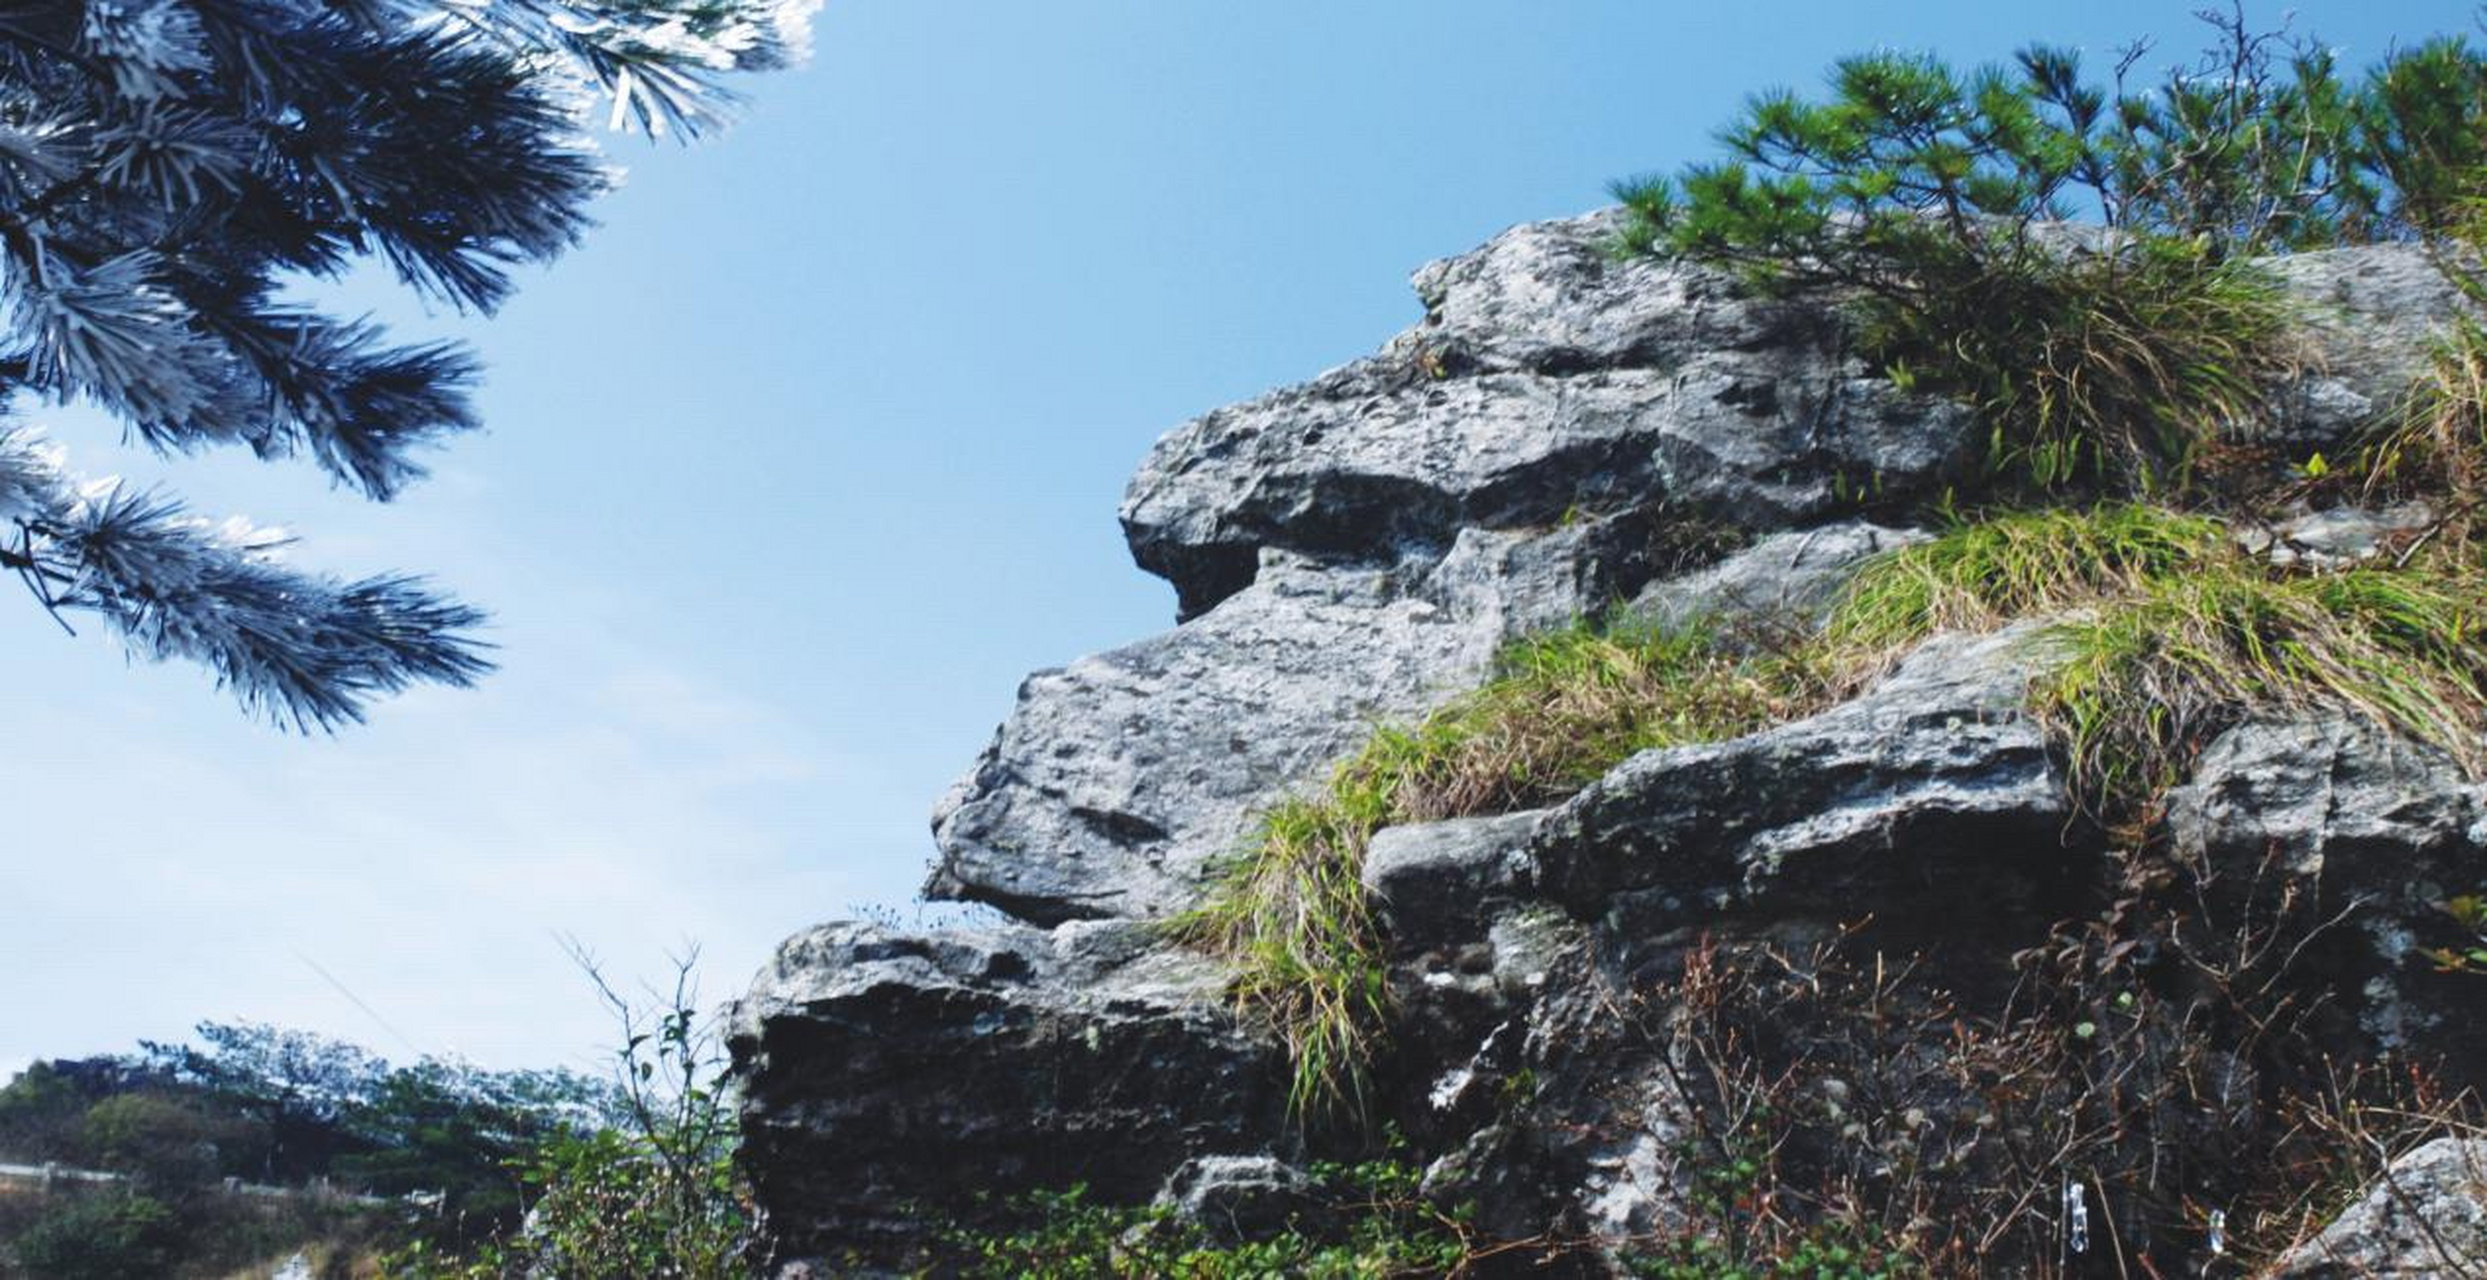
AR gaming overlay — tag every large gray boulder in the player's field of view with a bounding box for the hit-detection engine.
[926,220,2466,933]
[921,534,1623,926]
[924,553,1504,925]
[927,212,1991,928]
[925,519,1922,927]
[728,920,1285,1263]
[2261,245,2473,446]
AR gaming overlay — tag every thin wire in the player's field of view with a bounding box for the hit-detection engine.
[294,951,425,1060]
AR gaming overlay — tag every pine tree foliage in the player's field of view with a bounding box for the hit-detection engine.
[1609,9,2487,493]
[0,0,816,728]
[1615,10,2487,277]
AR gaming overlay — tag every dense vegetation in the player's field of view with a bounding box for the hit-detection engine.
[929,1157,1479,1279]
[0,1023,607,1277]
[2,957,745,1278]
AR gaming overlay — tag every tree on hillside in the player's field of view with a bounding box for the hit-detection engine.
[144,1021,385,1180]
[0,0,816,728]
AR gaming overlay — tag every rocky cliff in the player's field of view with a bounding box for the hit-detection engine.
[729,211,2487,1275]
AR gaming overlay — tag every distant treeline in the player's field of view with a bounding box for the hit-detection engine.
[0,1023,615,1279]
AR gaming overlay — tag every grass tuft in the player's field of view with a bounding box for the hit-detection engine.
[1175,619,1828,1122]
[2362,309,2487,544]
[1831,505,2487,818]
[1853,239,2301,495]
[1824,503,2229,652]
[2039,559,2487,819]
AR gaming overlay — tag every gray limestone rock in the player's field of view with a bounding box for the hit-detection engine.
[1398,207,1826,377]
[1531,625,2074,929]
[727,919,1284,1263]
[1361,811,1547,952]
[742,208,2487,1273]
[1119,212,1979,621]
[2260,245,2472,447]
[1627,519,1927,632]
[2235,504,2437,569]
[2272,1136,2487,1278]
[2164,718,2487,1054]
[923,552,1508,925]
[1155,1155,1318,1242]
[924,513,1856,927]
[2166,718,2479,880]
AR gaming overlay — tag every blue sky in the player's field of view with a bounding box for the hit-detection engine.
[6,0,2478,1080]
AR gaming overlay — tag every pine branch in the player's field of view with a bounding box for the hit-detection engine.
[0,432,493,730]
[0,0,815,725]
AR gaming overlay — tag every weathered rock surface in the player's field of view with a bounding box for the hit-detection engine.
[2167,718,2481,880]
[2165,718,2487,1058]
[739,211,2487,1272]
[2273,1137,2487,1277]
[2262,245,2472,446]
[1154,1155,1319,1242]
[934,212,1987,928]
[1362,811,1546,952]
[728,920,1285,1262]
[1532,625,2074,929]
[1119,212,1978,624]
[1627,520,1926,631]
[924,553,1508,925]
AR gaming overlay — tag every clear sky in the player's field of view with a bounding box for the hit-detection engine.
[5,0,2477,1081]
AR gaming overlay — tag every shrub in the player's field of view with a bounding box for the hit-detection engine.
[78,1093,240,1191]
[1577,915,2484,1276]
[6,1191,181,1280]
[382,947,751,1279]
[1610,17,2487,495]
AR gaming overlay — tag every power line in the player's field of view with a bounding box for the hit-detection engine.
[294,952,425,1060]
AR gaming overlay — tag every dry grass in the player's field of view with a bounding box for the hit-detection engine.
[1174,619,1831,1121]
[2038,556,2487,820]
[2362,310,2487,548]
[1188,500,2487,1121]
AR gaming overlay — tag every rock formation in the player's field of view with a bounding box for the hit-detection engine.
[730,210,2487,1275]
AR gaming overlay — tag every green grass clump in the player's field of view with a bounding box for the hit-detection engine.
[1833,506,2487,815]
[1856,241,2297,494]
[1824,503,2229,651]
[1176,620,1826,1121]
[2360,260,2487,543]
[2039,559,2487,819]
[1382,621,1825,821]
